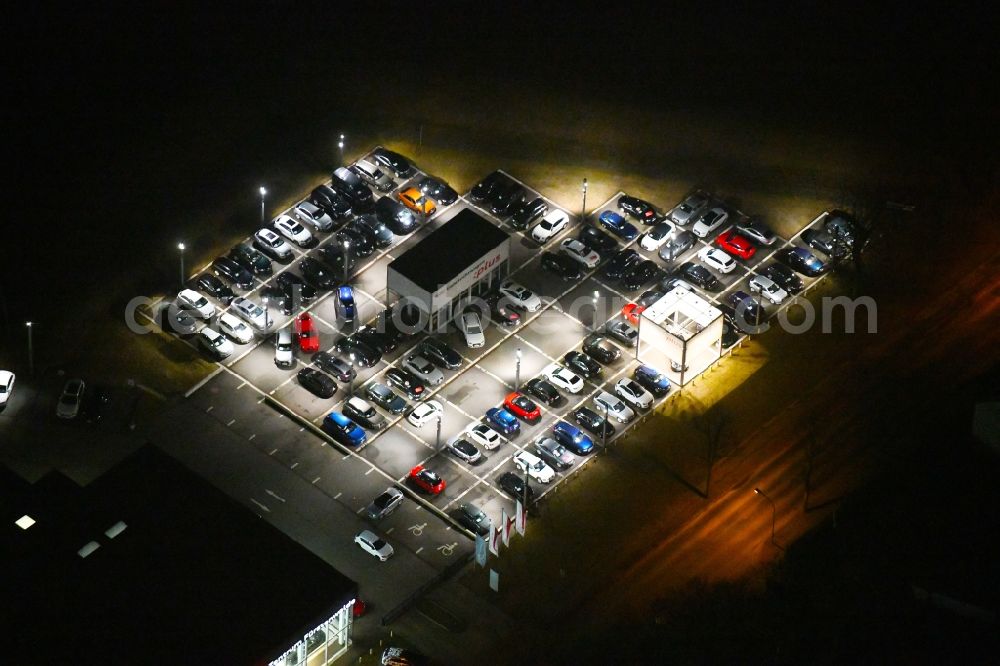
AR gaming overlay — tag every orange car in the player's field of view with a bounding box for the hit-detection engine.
[397,187,437,216]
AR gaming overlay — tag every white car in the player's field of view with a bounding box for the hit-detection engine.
[498,280,541,312]
[199,328,235,359]
[177,288,214,319]
[407,400,443,427]
[691,207,729,238]
[354,529,394,561]
[669,193,709,225]
[466,422,504,450]
[615,378,653,410]
[530,209,569,242]
[254,227,293,260]
[513,450,556,484]
[594,390,635,423]
[446,436,483,464]
[0,370,16,407]
[748,274,789,304]
[639,221,675,251]
[273,214,315,247]
[542,363,583,394]
[294,200,334,231]
[56,378,86,419]
[560,238,600,268]
[217,312,254,344]
[697,246,737,274]
[232,296,271,330]
[403,353,444,386]
[457,311,485,348]
[273,328,294,368]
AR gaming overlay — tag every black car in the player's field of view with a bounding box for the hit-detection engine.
[260,285,296,316]
[541,252,582,281]
[582,334,620,365]
[343,398,387,430]
[602,249,641,281]
[578,225,618,254]
[334,335,382,367]
[469,171,508,203]
[823,209,858,246]
[675,261,722,291]
[801,229,848,260]
[719,309,743,347]
[510,197,548,230]
[573,406,616,439]
[353,214,394,248]
[310,184,352,219]
[299,258,339,290]
[372,147,415,178]
[336,227,374,258]
[375,310,410,346]
[725,291,764,327]
[717,303,756,335]
[563,351,601,378]
[195,274,234,304]
[456,503,491,537]
[762,263,804,294]
[159,303,197,335]
[312,352,356,382]
[211,257,253,289]
[618,194,659,224]
[297,368,336,398]
[524,377,564,407]
[331,166,374,212]
[375,195,419,235]
[275,272,317,302]
[80,387,111,423]
[354,325,397,354]
[315,245,354,276]
[484,292,521,327]
[229,243,273,276]
[497,471,534,503]
[385,367,426,400]
[417,175,458,206]
[775,247,827,277]
[622,259,660,291]
[489,182,525,218]
[417,338,462,370]
[366,383,407,414]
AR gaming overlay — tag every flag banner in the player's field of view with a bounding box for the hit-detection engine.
[505,512,517,544]
[515,499,526,536]
[489,569,499,592]
[500,509,511,547]
[475,534,488,567]
[489,525,502,556]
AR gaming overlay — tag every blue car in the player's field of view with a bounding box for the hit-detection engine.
[322,411,367,447]
[336,285,356,322]
[552,421,594,455]
[633,365,671,397]
[598,211,639,241]
[486,407,520,436]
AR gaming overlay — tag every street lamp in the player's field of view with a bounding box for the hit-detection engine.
[337,133,345,166]
[515,347,522,392]
[342,239,351,286]
[581,178,588,222]
[601,400,609,448]
[26,321,34,377]
[177,242,186,288]
[259,186,267,225]
[436,415,442,451]
[591,289,600,332]
[348,353,356,397]
[262,296,270,330]
[754,487,781,549]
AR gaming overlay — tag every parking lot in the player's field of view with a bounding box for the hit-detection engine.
[139,148,842,572]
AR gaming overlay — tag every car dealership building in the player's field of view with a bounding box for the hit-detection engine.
[387,208,511,331]
[638,286,724,386]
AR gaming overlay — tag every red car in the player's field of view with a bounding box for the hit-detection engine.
[715,230,757,260]
[294,313,320,353]
[621,302,647,325]
[409,465,446,495]
[504,392,542,422]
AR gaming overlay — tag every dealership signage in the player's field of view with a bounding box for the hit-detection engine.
[432,243,509,306]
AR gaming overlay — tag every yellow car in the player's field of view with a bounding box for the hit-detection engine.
[397,187,437,216]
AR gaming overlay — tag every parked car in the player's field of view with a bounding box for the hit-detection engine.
[273,328,295,368]
[310,184,352,219]
[736,217,778,246]
[403,353,445,386]
[578,224,618,254]
[313,352,356,382]
[618,194,659,224]
[776,247,827,276]
[199,328,234,360]
[365,487,404,521]
[322,411,367,447]
[504,392,541,422]
[273,214,316,247]
[253,228,294,261]
[408,464,445,494]
[297,367,336,398]
[195,273,234,303]
[211,257,253,290]
[447,437,483,464]
[697,246,737,274]
[372,147,415,178]
[351,158,395,192]
[562,351,601,378]
[514,450,555,483]
[524,377,564,407]
[385,367,426,400]
[802,228,848,259]
[598,210,639,240]
[675,261,723,291]
[0,370,15,409]
[497,471,534,502]
[375,195,418,235]
[748,274,789,304]
[594,390,635,423]
[541,251,583,280]
[486,407,520,436]
[218,312,253,344]
[823,209,858,246]
[397,187,436,216]
[560,238,600,268]
[331,166,375,212]
[333,285,356,322]
[177,288,214,319]
[457,311,485,348]
[582,334,620,364]
[490,182,526,218]
[552,420,595,455]
[622,259,660,290]
[344,396,388,430]
[531,209,569,242]
[334,335,381,367]
[299,257,339,290]
[366,383,406,414]
[715,230,757,260]
[511,196,547,230]
[336,226,374,258]
[535,437,575,471]
[726,290,765,325]
[658,230,697,263]
[417,175,457,205]
[457,502,491,536]
[230,242,273,276]
[294,313,320,353]
[602,248,641,281]
[572,407,615,441]
[232,297,271,330]
[498,279,542,311]
[691,207,729,238]
[294,200,335,232]
[355,529,393,561]
[469,171,508,203]
[669,192,709,225]
[466,422,504,450]
[354,214,394,248]
[484,292,521,327]
[417,337,462,370]
[634,365,671,396]
[542,363,584,393]
[762,262,804,294]
[615,378,653,409]
[640,221,675,251]
[605,320,638,346]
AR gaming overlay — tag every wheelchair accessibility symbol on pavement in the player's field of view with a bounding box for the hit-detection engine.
[437,542,457,556]
[409,522,427,536]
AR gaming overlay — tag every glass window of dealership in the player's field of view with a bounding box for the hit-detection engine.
[269,599,355,666]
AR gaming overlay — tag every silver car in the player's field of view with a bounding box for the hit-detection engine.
[294,200,334,232]
[605,320,638,347]
[447,437,483,464]
[658,230,696,263]
[534,437,575,471]
[669,193,708,225]
[351,159,395,192]
[403,353,444,385]
[365,487,404,521]
[56,378,86,419]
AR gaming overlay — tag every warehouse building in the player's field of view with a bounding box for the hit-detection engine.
[387,208,511,331]
[638,286,724,386]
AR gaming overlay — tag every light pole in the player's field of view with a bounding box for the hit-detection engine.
[262,296,270,330]
[348,353,356,397]
[581,178,588,222]
[514,347,522,392]
[602,400,609,448]
[337,133,345,166]
[436,415,442,452]
[754,487,781,549]
[591,289,600,333]
[342,240,351,286]
[26,321,34,377]
[259,186,267,225]
[177,242,186,288]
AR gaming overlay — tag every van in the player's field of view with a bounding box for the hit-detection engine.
[331,167,375,212]
[274,328,295,368]
[350,159,395,193]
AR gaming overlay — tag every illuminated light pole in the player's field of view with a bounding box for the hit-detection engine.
[259,186,267,225]
[262,296,270,330]
[581,178,588,222]
[754,487,781,549]
[591,289,600,333]
[177,242,186,288]
[342,240,351,286]
[514,347,522,392]
[436,415,442,452]
[602,400,609,448]
[348,353,356,397]
[26,321,34,377]
[337,133,345,166]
